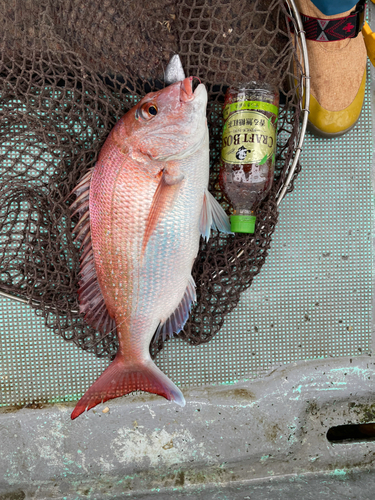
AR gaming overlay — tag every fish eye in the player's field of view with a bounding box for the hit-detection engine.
[139,102,158,120]
[148,105,158,116]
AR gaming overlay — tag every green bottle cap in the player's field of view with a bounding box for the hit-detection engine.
[230,214,256,234]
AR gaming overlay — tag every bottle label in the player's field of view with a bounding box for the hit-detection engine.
[223,100,279,121]
[221,108,276,165]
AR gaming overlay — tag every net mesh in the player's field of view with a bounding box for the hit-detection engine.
[0,0,303,360]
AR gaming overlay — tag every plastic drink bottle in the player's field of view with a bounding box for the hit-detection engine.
[219,82,279,234]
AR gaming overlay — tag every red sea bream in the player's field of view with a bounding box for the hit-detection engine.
[70,77,230,419]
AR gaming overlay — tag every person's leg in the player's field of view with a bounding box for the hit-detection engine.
[310,0,357,16]
[294,0,367,137]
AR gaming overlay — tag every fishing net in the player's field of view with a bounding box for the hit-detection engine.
[0,0,303,360]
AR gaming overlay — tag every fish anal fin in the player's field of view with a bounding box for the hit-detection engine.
[71,354,185,419]
[142,170,184,256]
[154,275,196,342]
[70,168,114,334]
[199,189,232,241]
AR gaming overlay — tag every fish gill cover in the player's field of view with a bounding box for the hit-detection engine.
[0,0,303,359]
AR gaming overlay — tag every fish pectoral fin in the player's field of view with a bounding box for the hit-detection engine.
[142,170,184,256]
[153,275,196,343]
[163,171,185,185]
[199,189,232,241]
[71,354,185,419]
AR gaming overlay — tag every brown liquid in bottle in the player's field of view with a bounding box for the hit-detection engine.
[219,82,279,234]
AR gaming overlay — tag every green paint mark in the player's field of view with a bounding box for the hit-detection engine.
[321,387,343,391]
[331,469,347,478]
[331,367,370,378]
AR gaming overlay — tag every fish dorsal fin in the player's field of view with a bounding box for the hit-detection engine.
[70,168,116,335]
[154,275,196,342]
[199,189,232,241]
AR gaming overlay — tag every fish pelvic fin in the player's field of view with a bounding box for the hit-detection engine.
[142,170,184,258]
[71,354,185,420]
[154,275,196,343]
[199,189,232,241]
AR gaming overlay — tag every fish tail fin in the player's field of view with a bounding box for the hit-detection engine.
[71,354,185,420]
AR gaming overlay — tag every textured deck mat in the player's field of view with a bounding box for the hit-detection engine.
[0,69,372,407]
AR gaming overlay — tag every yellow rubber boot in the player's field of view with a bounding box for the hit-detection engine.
[362,21,375,66]
[294,0,367,138]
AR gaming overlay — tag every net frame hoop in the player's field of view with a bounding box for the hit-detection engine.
[277,0,310,206]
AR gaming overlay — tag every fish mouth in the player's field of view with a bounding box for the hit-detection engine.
[180,77,204,102]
